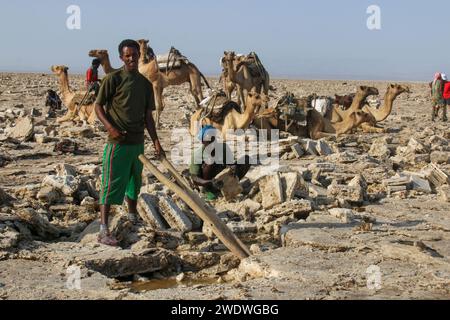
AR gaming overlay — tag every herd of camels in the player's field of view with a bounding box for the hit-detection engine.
[50,39,411,141]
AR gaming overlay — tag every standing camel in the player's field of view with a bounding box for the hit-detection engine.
[88,50,118,74]
[137,39,211,127]
[222,51,270,109]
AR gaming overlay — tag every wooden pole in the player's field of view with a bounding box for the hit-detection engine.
[160,157,195,195]
[139,155,250,259]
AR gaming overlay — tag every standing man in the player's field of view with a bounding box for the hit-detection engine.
[95,39,164,246]
[441,73,449,122]
[431,72,445,122]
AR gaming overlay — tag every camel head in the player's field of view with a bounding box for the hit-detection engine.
[387,83,411,97]
[357,86,379,98]
[223,51,236,63]
[246,91,269,115]
[51,65,69,75]
[88,49,109,61]
[136,39,155,60]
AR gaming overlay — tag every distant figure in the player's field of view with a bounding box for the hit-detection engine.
[45,89,62,118]
[441,73,449,122]
[86,58,101,95]
[431,72,446,122]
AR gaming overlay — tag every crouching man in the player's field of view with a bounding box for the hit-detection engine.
[189,125,250,201]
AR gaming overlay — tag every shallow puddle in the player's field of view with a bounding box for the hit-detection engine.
[130,277,220,292]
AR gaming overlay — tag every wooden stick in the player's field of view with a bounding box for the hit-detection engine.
[160,157,195,194]
[139,155,250,259]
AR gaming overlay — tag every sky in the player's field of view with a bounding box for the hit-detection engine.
[0,0,449,81]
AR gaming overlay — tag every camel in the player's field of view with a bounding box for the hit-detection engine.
[253,87,377,139]
[219,54,245,104]
[329,86,379,123]
[358,84,410,133]
[88,49,118,74]
[136,39,211,127]
[334,93,355,110]
[222,51,270,109]
[307,109,373,140]
[190,91,269,139]
[50,65,96,124]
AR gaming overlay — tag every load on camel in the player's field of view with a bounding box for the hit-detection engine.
[50,65,97,125]
[221,51,270,109]
[254,86,379,139]
[190,90,269,140]
[136,39,211,128]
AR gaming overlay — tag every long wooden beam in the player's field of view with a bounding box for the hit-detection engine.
[139,155,250,259]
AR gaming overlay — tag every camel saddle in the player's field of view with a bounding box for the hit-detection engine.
[240,52,267,79]
[276,92,308,125]
[72,92,96,106]
[157,47,189,72]
[199,91,240,124]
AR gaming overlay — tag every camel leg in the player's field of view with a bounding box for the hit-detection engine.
[188,78,201,107]
[238,86,246,111]
[312,131,336,140]
[152,83,165,128]
[360,122,385,133]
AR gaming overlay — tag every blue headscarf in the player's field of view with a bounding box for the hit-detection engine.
[197,125,216,142]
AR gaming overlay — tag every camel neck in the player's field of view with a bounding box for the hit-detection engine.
[227,59,236,82]
[59,72,72,95]
[102,57,114,74]
[370,90,395,122]
[139,45,149,65]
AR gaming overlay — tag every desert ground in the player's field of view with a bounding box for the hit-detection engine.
[0,72,449,300]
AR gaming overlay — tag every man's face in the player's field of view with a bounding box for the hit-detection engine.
[120,46,140,71]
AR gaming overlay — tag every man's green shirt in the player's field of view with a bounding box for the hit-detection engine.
[96,67,155,144]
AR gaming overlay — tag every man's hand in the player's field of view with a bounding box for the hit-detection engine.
[107,126,126,141]
[154,140,165,159]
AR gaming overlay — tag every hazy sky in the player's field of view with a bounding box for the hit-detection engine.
[0,0,449,80]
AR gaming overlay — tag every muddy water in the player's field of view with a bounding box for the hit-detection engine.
[130,277,221,292]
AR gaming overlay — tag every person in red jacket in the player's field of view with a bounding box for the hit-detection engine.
[86,58,101,95]
[442,73,450,122]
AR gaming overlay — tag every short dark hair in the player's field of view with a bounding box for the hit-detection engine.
[92,58,101,66]
[118,39,140,55]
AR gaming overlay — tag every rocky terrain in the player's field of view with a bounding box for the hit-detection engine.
[0,73,449,300]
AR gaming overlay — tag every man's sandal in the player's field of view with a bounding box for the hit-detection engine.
[97,233,118,246]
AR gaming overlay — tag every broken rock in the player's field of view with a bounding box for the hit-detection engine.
[137,193,167,230]
[368,137,391,159]
[280,171,308,200]
[55,163,78,177]
[409,175,432,193]
[430,151,449,164]
[8,116,34,141]
[316,139,333,156]
[158,196,193,233]
[258,174,284,209]
[328,208,355,223]
[437,185,450,202]
[214,168,243,201]
[42,175,80,196]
